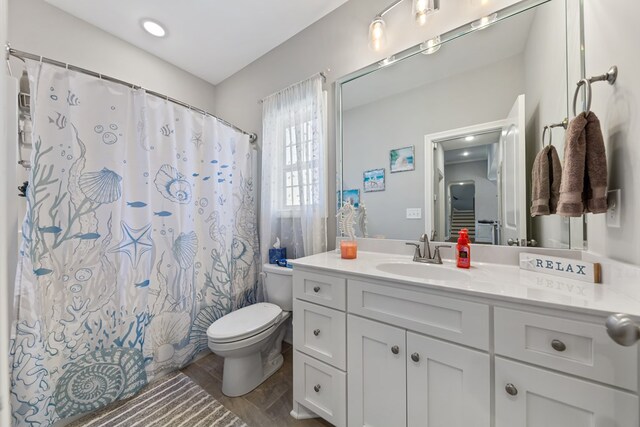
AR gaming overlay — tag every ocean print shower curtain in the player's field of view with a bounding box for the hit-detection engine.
[9,60,259,427]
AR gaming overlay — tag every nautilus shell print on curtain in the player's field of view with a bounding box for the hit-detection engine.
[53,348,147,418]
[9,60,259,427]
[154,164,192,204]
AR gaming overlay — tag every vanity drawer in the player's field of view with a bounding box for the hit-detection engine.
[293,350,346,427]
[494,307,638,391]
[347,280,489,350]
[293,299,346,370]
[293,270,346,310]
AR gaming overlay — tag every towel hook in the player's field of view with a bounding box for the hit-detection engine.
[542,125,552,148]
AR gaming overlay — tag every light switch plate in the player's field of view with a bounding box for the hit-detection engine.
[406,208,422,219]
[607,189,621,228]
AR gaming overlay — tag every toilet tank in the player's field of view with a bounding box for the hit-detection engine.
[262,263,293,311]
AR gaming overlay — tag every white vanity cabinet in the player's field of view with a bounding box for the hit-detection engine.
[291,266,640,427]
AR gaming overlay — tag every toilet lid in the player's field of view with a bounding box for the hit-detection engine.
[207,303,283,343]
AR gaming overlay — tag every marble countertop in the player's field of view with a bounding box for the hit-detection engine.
[290,250,640,318]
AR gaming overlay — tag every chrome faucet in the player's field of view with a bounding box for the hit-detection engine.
[406,233,451,264]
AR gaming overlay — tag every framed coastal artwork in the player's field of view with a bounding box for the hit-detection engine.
[390,146,415,173]
[363,168,385,192]
[338,189,360,209]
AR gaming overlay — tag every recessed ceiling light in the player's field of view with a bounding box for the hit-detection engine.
[465,135,475,142]
[142,19,167,38]
[462,151,470,156]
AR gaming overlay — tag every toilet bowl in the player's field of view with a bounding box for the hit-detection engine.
[207,263,293,397]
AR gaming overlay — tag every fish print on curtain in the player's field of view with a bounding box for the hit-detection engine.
[9,60,259,426]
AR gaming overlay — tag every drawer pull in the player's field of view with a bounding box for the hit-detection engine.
[391,345,400,355]
[411,352,420,362]
[551,339,566,352]
[505,383,518,396]
[313,286,321,293]
[313,329,321,336]
[314,384,321,393]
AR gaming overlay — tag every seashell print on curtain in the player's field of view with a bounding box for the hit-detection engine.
[9,60,260,427]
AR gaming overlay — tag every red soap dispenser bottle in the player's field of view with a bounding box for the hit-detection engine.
[456,228,471,269]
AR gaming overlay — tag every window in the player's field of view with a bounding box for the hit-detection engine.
[281,119,320,209]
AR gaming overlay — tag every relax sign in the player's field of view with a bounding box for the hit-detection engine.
[519,253,602,284]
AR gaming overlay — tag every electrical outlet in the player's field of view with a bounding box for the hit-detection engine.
[607,189,621,228]
[406,208,422,219]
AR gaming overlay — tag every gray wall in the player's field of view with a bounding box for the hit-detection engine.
[583,0,640,265]
[213,0,523,248]
[342,55,525,240]
[8,0,217,112]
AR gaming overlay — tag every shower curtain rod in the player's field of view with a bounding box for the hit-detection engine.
[6,45,258,144]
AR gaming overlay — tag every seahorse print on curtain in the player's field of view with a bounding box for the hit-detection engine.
[9,60,259,427]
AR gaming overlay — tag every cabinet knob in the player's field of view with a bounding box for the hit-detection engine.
[313,286,320,293]
[551,339,566,352]
[313,329,321,336]
[411,353,420,362]
[314,384,321,393]
[391,345,400,355]
[606,314,640,346]
[505,383,518,396]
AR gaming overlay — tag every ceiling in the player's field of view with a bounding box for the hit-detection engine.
[44,0,349,85]
[342,7,536,110]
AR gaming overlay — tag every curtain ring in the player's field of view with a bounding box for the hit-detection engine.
[572,78,592,117]
[542,125,552,148]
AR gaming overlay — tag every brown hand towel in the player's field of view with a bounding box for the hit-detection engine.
[531,145,562,216]
[557,112,608,216]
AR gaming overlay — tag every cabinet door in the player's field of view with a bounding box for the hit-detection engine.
[496,357,639,427]
[407,332,490,427]
[348,315,406,427]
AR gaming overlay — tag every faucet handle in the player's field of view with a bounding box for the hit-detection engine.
[406,242,422,260]
[433,245,452,263]
[419,233,428,242]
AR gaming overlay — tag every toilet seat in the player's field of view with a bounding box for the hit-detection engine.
[207,303,284,343]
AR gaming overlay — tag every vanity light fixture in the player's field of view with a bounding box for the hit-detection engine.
[420,35,441,55]
[465,135,475,141]
[470,13,498,30]
[369,0,440,51]
[141,19,167,38]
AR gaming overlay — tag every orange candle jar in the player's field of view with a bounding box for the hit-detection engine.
[340,240,358,259]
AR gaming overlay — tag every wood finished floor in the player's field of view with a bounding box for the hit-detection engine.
[181,343,332,427]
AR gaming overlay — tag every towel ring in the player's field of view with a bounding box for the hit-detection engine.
[572,78,592,117]
[542,125,552,148]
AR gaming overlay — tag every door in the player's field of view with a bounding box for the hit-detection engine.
[407,332,490,427]
[495,357,639,427]
[499,94,526,245]
[348,315,406,427]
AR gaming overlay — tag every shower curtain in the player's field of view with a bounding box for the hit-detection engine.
[9,60,259,427]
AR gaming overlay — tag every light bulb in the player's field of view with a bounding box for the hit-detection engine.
[368,17,387,51]
[413,0,434,26]
[420,35,441,55]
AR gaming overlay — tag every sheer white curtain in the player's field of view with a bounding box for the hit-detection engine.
[261,75,327,262]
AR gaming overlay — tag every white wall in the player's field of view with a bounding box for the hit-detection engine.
[342,55,525,240]
[8,0,217,113]
[214,0,522,247]
[523,0,572,249]
[582,0,640,265]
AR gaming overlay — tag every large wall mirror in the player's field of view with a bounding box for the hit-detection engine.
[337,0,585,248]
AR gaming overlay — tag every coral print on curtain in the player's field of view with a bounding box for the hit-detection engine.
[9,60,259,427]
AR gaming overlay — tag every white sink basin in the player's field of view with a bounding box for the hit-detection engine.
[376,262,471,282]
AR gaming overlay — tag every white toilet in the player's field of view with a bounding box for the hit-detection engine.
[207,263,292,397]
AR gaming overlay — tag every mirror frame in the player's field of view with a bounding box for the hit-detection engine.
[335,0,587,249]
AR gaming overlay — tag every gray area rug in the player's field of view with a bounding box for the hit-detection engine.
[67,371,247,427]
